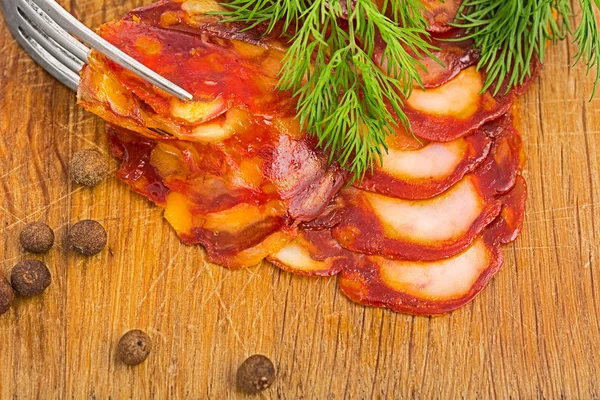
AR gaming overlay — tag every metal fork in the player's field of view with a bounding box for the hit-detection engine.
[0,0,192,100]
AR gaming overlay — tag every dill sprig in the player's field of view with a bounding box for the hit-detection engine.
[219,0,437,180]
[573,0,600,97]
[218,0,600,181]
[454,0,600,97]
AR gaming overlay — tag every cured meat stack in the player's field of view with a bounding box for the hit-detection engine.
[78,0,534,314]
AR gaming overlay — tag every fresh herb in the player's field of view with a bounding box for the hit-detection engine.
[220,0,437,181]
[454,0,600,98]
[573,0,600,97]
[218,1,600,180]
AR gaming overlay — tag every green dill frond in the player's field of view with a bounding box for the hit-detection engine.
[454,0,600,97]
[573,0,600,98]
[219,0,437,181]
[218,0,600,180]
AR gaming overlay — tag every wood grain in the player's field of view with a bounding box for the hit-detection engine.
[0,2,599,398]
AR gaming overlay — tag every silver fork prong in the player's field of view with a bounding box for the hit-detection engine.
[19,0,89,63]
[2,0,80,90]
[31,0,194,101]
[14,26,80,90]
[15,5,84,74]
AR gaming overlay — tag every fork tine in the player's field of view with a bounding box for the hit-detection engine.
[18,0,89,63]
[1,0,80,90]
[15,5,84,74]
[13,26,80,90]
[31,0,194,101]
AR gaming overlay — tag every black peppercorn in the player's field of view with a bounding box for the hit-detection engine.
[117,329,152,366]
[67,220,107,256]
[70,149,108,187]
[11,260,51,296]
[236,354,276,394]
[19,222,54,253]
[0,276,14,315]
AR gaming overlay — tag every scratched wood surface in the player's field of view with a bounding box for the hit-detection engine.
[0,2,599,398]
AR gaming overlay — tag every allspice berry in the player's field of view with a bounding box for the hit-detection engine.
[70,149,108,187]
[117,330,152,366]
[67,220,107,256]
[0,276,15,315]
[11,260,51,297]
[236,355,276,394]
[19,222,54,253]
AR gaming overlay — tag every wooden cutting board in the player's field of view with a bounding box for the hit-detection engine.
[0,2,599,398]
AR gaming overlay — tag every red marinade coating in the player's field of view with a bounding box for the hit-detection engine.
[106,121,345,267]
[97,20,292,117]
[79,0,529,147]
[108,126,170,204]
[421,0,462,32]
[493,175,528,243]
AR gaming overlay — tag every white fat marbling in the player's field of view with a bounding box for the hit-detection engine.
[376,238,490,299]
[380,140,464,179]
[364,177,484,243]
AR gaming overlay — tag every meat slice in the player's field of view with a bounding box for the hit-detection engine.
[340,235,503,314]
[107,121,344,268]
[417,32,479,88]
[339,176,528,315]
[355,124,491,199]
[403,65,538,142]
[79,0,532,148]
[375,29,479,89]
[76,0,535,315]
[269,229,354,277]
[78,22,291,143]
[334,115,523,260]
[335,176,501,261]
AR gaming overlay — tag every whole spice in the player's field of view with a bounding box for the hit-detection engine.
[117,330,152,366]
[11,260,51,297]
[19,222,54,253]
[70,149,108,187]
[67,220,107,256]
[236,354,276,394]
[0,276,15,315]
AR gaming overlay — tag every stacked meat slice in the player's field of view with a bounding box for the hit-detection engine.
[78,0,536,314]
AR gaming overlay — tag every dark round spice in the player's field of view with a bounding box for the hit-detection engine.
[236,355,276,394]
[19,222,54,253]
[117,330,152,366]
[70,149,108,187]
[11,260,51,297]
[67,220,107,256]
[0,276,15,315]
